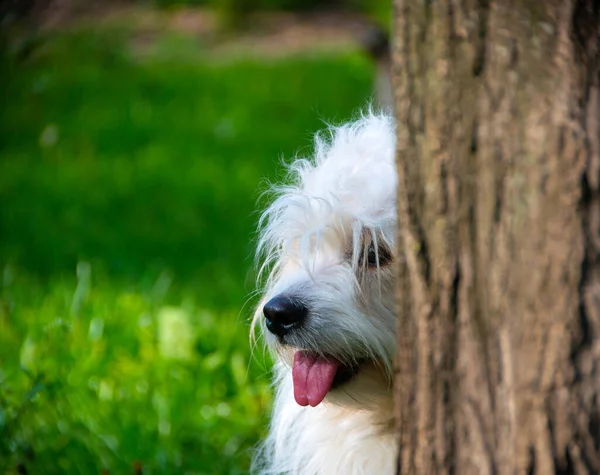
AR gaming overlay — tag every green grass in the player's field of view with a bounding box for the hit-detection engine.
[0,27,373,474]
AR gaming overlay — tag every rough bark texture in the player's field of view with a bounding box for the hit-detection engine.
[392,1,600,474]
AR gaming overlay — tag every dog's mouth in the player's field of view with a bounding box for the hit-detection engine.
[292,350,366,407]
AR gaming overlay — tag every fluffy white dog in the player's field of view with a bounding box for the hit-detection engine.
[252,112,397,475]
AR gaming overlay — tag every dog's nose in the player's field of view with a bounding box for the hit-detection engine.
[263,296,308,337]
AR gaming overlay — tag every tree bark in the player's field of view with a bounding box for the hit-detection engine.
[392,1,600,474]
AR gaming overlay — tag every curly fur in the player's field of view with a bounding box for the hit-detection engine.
[252,112,398,475]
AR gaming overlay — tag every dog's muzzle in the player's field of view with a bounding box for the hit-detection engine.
[263,295,308,337]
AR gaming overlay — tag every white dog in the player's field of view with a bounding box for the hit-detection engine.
[252,112,398,474]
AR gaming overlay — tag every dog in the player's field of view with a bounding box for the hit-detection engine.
[252,112,398,474]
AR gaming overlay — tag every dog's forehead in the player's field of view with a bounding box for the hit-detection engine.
[299,120,397,223]
[302,162,394,204]
[282,189,394,238]
[278,178,396,251]
[279,217,350,259]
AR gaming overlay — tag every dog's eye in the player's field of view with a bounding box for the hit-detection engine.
[366,245,378,266]
[363,242,392,268]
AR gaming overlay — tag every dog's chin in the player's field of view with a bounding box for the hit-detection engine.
[329,358,367,389]
[326,360,392,408]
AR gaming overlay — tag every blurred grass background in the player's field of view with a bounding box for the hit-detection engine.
[0,1,388,473]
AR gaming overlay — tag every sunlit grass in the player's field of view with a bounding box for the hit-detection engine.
[1,266,273,474]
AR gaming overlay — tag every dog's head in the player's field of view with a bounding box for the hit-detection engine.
[254,113,397,408]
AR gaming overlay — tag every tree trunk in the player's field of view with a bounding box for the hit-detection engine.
[392,1,600,474]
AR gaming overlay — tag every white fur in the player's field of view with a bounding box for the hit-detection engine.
[252,112,398,475]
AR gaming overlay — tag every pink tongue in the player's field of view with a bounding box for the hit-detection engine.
[292,351,340,407]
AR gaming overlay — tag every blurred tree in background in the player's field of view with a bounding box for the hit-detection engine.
[0,1,389,473]
[1,0,390,31]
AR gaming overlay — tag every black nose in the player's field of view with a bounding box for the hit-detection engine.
[263,295,308,337]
